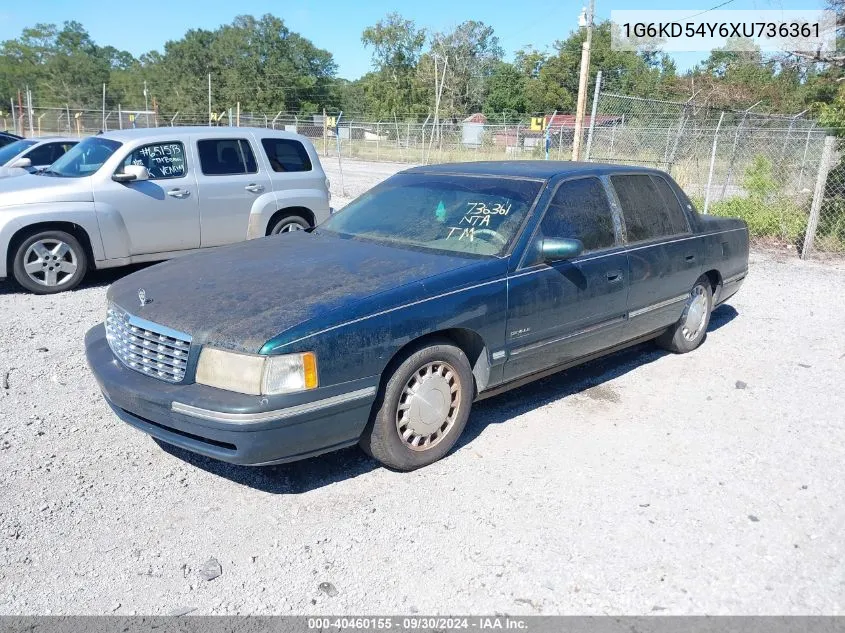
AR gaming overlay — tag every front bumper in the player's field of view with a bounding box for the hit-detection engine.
[85,324,378,466]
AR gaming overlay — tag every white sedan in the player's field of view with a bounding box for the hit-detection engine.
[0,136,78,179]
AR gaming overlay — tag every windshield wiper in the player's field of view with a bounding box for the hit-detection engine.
[38,168,63,177]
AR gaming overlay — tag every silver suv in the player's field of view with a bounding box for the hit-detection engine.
[0,127,331,294]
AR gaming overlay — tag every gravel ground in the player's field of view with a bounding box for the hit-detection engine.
[1,159,844,615]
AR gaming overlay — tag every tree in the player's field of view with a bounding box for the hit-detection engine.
[428,21,503,115]
[361,13,427,116]
[483,62,526,115]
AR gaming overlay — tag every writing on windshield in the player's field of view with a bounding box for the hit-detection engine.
[321,173,542,257]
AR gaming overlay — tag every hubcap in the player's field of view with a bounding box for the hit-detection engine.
[681,285,709,341]
[23,239,78,287]
[276,222,303,234]
[395,361,461,452]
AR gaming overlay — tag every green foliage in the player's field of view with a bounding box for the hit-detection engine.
[742,154,781,200]
[708,197,806,243]
[0,15,339,115]
[0,10,839,122]
[706,155,805,243]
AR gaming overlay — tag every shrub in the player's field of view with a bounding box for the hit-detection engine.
[708,196,806,242]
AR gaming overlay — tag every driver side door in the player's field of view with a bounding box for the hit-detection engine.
[503,176,629,381]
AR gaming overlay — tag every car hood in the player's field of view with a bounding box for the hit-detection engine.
[0,166,29,180]
[0,173,92,206]
[107,231,487,353]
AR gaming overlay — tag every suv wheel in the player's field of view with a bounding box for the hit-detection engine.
[360,340,474,471]
[12,230,88,294]
[269,215,309,235]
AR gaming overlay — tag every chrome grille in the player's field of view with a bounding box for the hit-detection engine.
[105,303,192,383]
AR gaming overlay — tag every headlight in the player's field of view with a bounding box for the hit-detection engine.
[195,347,318,395]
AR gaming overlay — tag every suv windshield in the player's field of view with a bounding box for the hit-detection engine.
[45,137,122,178]
[320,173,543,257]
[0,139,37,165]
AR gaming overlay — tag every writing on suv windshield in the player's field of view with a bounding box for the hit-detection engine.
[321,173,543,257]
[45,137,122,178]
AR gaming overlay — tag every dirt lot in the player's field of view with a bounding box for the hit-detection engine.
[1,159,844,615]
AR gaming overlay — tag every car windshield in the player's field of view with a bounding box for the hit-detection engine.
[0,139,37,165]
[45,136,122,178]
[320,173,543,257]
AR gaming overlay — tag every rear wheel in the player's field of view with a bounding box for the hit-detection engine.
[269,215,309,235]
[12,230,88,294]
[656,276,713,353]
[360,340,474,471]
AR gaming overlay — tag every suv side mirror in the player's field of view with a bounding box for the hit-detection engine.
[113,165,149,183]
[541,238,583,262]
[9,157,31,169]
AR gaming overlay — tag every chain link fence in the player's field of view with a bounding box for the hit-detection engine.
[3,89,843,257]
[585,91,833,253]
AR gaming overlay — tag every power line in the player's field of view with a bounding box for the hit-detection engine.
[682,0,737,21]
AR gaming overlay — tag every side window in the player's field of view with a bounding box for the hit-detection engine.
[121,142,186,179]
[25,143,63,166]
[261,138,312,172]
[197,139,257,175]
[538,177,616,253]
[650,175,690,233]
[610,174,690,242]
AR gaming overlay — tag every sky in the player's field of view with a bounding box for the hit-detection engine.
[0,0,826,80]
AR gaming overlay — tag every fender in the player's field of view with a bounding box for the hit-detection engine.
[0,204,105,278]
[246,187,332,239]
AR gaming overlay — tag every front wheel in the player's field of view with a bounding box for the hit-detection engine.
[656,276,713,353]
[360,340,475,471]
[12,230,88,294]
[269,215,310,235]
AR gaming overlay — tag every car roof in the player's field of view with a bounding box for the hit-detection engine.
[97,126,306,142]
[401,160,668,180]
[28,136,78,144]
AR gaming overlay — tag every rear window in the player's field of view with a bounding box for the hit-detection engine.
[261,138,312,172]
[197,138,257,175]
[611,174,690,242]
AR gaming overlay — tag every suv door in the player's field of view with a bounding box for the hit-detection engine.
[94,140,200,256]
[503,176,629,381]
[610,173,703,340]
[193,135,272,247]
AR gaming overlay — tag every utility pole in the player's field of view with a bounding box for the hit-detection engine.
[26,86,34,137]
[208,73,212,126]
[143,80,149,127]
[571,0,595,161]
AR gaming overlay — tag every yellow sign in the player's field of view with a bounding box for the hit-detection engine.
[530,116,545,132]
[325,116,336,128]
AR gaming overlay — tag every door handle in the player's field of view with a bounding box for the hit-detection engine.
[606,270,623,282]
[685,254,696,262]
[166,188,190,199]
[245,183,265,193]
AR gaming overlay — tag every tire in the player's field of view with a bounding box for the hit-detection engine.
[360,339,475,471]
[269,214,309,235]
[655,276,713,354]
[12,230,88,294]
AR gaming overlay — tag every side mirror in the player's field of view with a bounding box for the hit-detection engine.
[541,237,583,262]
[113,164,149,183]
[9,157,31,169]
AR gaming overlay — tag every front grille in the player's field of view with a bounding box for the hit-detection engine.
[105,303,192,383]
